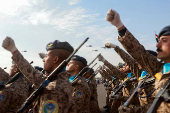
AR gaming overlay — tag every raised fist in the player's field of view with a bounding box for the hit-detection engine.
[2,37,17,53]
[39,52,46,59]
[102,65,106,70]
[98,54,105,62]
[106,9,123,29]
[105,43,118,48]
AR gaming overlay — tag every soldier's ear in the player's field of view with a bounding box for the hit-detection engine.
[15,68,19,73]
[53,56,59,64]
[75,65,79,70]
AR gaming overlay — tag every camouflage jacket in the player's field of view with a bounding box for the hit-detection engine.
[0,76,31,112]
[12,51,77,113]
[104,60,127,80]
[117,29,170,112]
[72,76,90,113]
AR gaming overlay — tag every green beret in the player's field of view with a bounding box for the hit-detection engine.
[71,55,87,66]
[46,40,74,53]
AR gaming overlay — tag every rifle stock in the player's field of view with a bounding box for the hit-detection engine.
[147,77,170,113]
[124,74,150,107]
[111,76,135,96]
[17,38,89,113]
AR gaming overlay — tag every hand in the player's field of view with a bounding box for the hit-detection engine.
[109,92,122,100]
[105,43,118,48]
[98,54,105,62]
[2,37,17,53]
[106,9,123,29]
[118,105,131,113]
[39,52,46,59]
[102,65,106,70]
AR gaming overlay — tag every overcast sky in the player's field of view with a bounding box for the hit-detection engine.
[0,0,169,77]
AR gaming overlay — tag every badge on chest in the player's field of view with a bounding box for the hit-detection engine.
[42,100,59,113]
[75,90,83,98]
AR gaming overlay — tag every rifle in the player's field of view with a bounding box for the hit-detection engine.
[17,37,89,113]
[112,80,120,91]
[106,78,117,90]
[0,61,34,90]
[109,76,136,99]
[104,80,110,87]
[71,53,101,85]
[82,63,97,77]
[123,74,151,107]
[87,68,99,83]
[147,77,170,113]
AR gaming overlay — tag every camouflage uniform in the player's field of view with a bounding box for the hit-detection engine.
[12,51,77,113]
[114,46,142,108]
[0,73,31,112]
[71,76,91,113]
[104,60,126,80]
[117,28,170,112]
[0,67,10,83]
[88,77,100,113]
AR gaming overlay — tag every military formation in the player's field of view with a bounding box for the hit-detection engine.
[0,8,169,113]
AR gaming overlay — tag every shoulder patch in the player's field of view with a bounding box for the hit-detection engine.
[75,90,83,98]
[42,100,59,113]
[0,94,6,101]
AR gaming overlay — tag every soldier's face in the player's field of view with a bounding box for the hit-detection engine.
[156,35,170,63]
[9,64,17,77]
[66,60,77,72]
[43,51,55,72]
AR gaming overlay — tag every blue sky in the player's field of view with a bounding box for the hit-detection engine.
[0,0,169,77]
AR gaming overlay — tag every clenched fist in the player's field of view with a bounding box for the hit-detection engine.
[98,54,105,62]
[106,9,123,29]
[39,52,46,59]
[2,37,17,53]
[105,43,118,48]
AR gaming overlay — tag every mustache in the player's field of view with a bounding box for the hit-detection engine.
[157,48,162,52]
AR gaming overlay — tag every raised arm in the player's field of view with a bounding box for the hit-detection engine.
[2,37,46,86]
[105,44,142,78]
[98,54,127,80]
[105,9,163,77]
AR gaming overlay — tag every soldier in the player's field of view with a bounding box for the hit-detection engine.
[105,44,157,112]
[66,55,91,113]
[2,37,77,113]
[85,68,100,113]
[106,9,170,112]
[0,60,32,112]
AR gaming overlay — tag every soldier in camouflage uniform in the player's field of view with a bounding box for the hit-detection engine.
[67,55,91,113]
[85,68,100,113]
[98,55,128,113]
[106,9,170,112]
[0,60,32,112]
[109,45,157,113]
[2,37,77,113]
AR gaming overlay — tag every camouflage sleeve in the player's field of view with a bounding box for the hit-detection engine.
[114,46,142,78]
[99,70,108,80]
[0,67,10,83]
[101,69,112,80]
[12,51,46,86]
[0,88,10,112]
[117,30,163,77]
[104,60,127,80]
[105,68,114,76]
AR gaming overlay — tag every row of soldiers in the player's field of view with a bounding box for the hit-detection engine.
[97,9,170,113]
[0,8,169,113]
[0,37,101,112]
